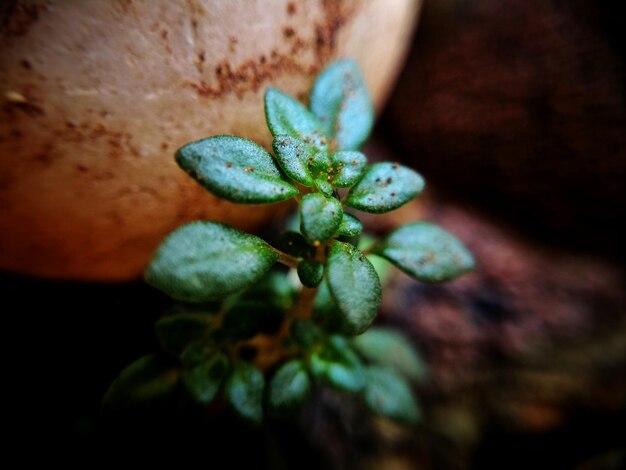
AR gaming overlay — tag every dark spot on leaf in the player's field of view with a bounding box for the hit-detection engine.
[386,177,392,184]
[390,192,397,197]
[245,166,254,172]
[392,163,399,169]
[226,163,232,168]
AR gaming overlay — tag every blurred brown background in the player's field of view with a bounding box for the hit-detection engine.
[383,0,625,258]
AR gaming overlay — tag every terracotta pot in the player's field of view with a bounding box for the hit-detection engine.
[0,0,421,280]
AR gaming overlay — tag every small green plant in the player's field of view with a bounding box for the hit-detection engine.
[104,60,474,425]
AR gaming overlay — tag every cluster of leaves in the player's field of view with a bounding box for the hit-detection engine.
[104,60,474,426]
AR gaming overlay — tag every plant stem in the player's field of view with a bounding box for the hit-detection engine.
[274,249,299,269]
[246,243,327,371]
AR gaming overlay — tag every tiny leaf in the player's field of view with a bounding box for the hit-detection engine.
[363,366,421,424]
[145,222,279,302]
[300,193,343,244]
[265,88,328,154]
[268,360,311,415]
[314,178,334,197]
[183,352,229,404]
[372,222,474,282]
[176,135,299,204]
[309,335,365,392]
[297,259,324,288]
[103,355,180,410]
[346,162,425,213]
[272,135,315,186]
[352,328,427,383]
[225,362,265,425]
[336,212,363,237]
[326,242,381,335]
[328,150,367,187]
[221,301,283,340]
[154,313,212,356]
[310,59,374,150]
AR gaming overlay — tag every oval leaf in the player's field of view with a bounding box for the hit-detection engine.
[297,259,324,288]
[225,362,265,425]
[328,150,367,187]
[299,193,343,244]
[290,319,324,349]
[314,178,334,197]
[352,328,427,383]
[103,355,180,410]
[155,313,213,356]
[310,59,374,150]
[372,222,474,282]
[145,222,279,302]
[309,336,365,392]
[312,278,345,333]
[183,352,229,404]
[336,212,363,237]
[363,366,421,425]
[176,135,298,204]
[221,300,284,340]
[268,360,311,415]
[265,88,328,154]
[346,162,425,213]
[326,242,381,335]
[272,135,316,186]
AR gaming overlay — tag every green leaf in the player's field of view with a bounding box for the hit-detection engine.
[300,193,343,244]
[265,88,328,154]
[328,151,367,187]
[310,59,374,150]
[176,135,299,204]
[183,352,229,404]
[145,222,279,302]
[352,328,427,383]
[272,135,316,186]
[326,242,381,335]
[345,162,424,213]
[372,222,474,282]
[154,313,212,356]
[221,300,284,340]
[309,335,365,392]
[312,278,345,333]
[363,366,421,424]
[277,231,315,259]
[297,259,324,287]
[238,271,297,311]
[180,341,215,368]
[268,360,311,415]
[225,362,265,425]
[103,355,180,410]
[336,212,363,237]
[314,178,334,197]
[290,319,324,349]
